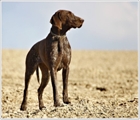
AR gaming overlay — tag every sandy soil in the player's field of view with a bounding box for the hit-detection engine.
[2,49,138,118]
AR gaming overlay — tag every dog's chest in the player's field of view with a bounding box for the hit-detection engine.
[49,37,71,70]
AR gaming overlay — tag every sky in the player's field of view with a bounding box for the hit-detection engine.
[2,1,138,50]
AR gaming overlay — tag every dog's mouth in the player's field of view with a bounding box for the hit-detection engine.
[77,19,84,28]
[72,23,83,29]
[78,24,82,28]
[71,19,84,29]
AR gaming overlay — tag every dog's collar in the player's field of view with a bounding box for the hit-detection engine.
[50,30,66,38]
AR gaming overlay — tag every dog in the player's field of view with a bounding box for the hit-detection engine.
[20,10,84,110]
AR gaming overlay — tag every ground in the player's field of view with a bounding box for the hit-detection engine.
[2,50,138,118]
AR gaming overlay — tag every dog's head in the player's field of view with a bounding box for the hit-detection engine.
[50,10,84,30]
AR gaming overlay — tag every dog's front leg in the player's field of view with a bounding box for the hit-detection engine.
[62,67,71,104]
[50,68,60,107]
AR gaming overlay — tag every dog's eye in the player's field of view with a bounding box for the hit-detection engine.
[68,11,72,14]
[68,11,72,16]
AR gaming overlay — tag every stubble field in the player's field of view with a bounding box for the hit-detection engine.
[2,49,138,118]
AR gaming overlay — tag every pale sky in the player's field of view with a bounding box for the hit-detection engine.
[2,1,138,50]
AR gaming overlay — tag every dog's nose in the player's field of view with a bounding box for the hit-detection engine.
[80,18,84,23]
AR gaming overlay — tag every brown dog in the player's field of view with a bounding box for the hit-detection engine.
[20,10,84,110]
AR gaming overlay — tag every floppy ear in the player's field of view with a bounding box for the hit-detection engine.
[50,12,62,30]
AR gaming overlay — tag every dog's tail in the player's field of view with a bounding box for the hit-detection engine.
[36,66,40,84]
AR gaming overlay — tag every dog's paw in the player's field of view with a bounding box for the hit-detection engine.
[39,106,46,110]
[54,102,61,107]
[20,105,27,111]
[63,98,71,104]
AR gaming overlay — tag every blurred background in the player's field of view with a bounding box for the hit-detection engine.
[2,1,138,50]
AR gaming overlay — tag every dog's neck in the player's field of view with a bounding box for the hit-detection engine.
[50,27,66,38]
[50,30,66,38]
[50,26,70,37]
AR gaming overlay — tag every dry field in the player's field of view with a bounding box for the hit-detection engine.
[2,49,138,118]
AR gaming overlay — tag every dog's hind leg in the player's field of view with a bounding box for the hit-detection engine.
[20,49,39,111]
[38,63,49,110]
[20,71,33,111]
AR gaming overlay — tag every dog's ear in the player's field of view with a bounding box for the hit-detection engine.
[50,12,62,30]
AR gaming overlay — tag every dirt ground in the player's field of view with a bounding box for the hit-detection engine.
[1,49,138,118]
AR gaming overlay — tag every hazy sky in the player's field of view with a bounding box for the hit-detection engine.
[2,1,138,50]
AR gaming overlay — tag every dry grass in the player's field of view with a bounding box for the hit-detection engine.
[2,49,138,118]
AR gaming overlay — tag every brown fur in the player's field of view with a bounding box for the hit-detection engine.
[20,10,84,111]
